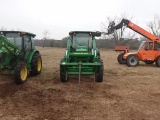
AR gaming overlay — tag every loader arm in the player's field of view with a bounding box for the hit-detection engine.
[108,19,160,41]
[0,35,20,55]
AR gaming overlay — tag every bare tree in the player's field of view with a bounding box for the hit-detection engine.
[101,13,136,45]
[147,15,160,37]
[42,29,49,48]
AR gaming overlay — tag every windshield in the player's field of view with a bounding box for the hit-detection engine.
[5,33,22,50]
[72,33,92,49]
[138,41,145,51]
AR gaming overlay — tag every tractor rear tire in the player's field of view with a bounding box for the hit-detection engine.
[14,61,28,84]
[126,54,139,67]
[95,60,103,82]
[117,53,126,64]
[30,52,42,76]
[60,66,68,82]
[156,56,160,67]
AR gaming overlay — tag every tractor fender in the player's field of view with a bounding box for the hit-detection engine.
[26,50,39,64]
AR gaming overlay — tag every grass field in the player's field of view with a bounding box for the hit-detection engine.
[0,47,160,120]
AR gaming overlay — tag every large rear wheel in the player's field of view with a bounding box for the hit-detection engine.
[14,61,28,84]
[126,54,139,67]
[30,52,42,75]
[117,53,126,64]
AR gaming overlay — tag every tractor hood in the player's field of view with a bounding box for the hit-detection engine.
[69,46,92,57]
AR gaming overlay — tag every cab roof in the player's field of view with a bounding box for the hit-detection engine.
[0,31,36,37]
[69,31,101,37]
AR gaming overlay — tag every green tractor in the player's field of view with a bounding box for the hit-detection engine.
[60,31,103,82]
[0,31,42,84]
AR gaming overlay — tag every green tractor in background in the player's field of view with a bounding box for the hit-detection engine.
[0,31,42,84]
[60,31,103,82]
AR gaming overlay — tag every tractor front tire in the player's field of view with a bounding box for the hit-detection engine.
[156,56,160,67]
[14,61,28,84]
[126,54,139,67]
[60,66,68,82]
[117,53,126,64]
[95,61,104,82]
[30,52,42,76]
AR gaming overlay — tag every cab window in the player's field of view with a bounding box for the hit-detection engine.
[154,41,160,50]
[24,35,31,50]
[144,42,153,50]
[5,33,22,50]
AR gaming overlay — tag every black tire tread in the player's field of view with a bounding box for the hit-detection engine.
[30,52,42,76]
[156,56,160,67]
[60,66,68,82]
[14,61,28,84]
[117,53,126,64]
[95,60,104,82]
[126,54,139,67]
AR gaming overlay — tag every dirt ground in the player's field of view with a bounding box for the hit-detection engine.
[0,47,160,120]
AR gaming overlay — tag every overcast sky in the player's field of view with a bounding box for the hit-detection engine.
[0,0,160,39]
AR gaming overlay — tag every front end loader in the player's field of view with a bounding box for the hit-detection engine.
[60,31,103,82]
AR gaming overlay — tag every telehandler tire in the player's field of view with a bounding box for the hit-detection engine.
[95,60,103,82]
[117,53,126,64]
[30,52,42,75]
[14,61,28,84]
[126,54,139,67]
[156,56,160,67]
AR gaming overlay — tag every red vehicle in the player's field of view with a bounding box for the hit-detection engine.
[107,19,160,67]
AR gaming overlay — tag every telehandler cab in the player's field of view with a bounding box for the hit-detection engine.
[107,19,160,67]
[60,31,103,82]
[0,31,42,84]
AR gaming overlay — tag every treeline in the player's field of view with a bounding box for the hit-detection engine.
[35,37,144,50]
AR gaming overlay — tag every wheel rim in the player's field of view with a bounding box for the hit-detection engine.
[37,58,42,71]
[129,56,137,66]
[20,65,27,81]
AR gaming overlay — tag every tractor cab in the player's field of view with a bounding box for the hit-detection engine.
[137,40,160,61]
[0,31,36,52]
[69,31,101,52]
[60,31,103,82]
[69,31,92,52]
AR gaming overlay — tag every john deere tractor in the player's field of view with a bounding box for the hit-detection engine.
[60,31,103,82]
[0,31,42,84]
